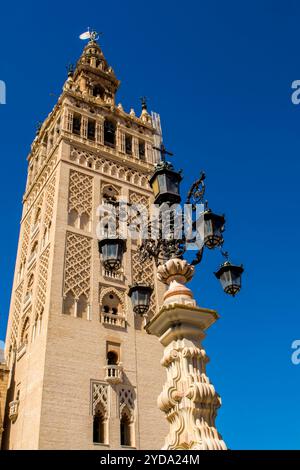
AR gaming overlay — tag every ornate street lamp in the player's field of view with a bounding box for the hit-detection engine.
[98,238,126,272]
[130,142,244,450]
[149,160,182,205]
[128,283,153,315]
[214,259,244,297]
[150,145,182,205]
[204,209,225,249]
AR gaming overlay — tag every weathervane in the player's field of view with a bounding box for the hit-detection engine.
[140,96,148,111]
[79,27,102,42]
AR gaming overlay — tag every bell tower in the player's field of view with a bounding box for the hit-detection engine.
[2,33,167,449]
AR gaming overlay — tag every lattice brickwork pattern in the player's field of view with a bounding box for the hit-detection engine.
[35,246,50,314]
[63,232,91,300]
[131,250,156,316]
[44,175,56,227]
[11,282,24,344]
[92,382,109,417]
[20,217,31,264]
[118,386,135,420]
[68,170,93,216]
[129,191,150,209]
[70,147,149,189]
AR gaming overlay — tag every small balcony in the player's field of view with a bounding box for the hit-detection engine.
[8,400,19,422]
[103,268,124,282]
[104,364,123,384]
[101,311,126,329]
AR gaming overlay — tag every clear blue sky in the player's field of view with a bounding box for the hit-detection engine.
[1,0,300,450]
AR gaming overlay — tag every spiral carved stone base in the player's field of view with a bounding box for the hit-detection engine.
[146,258,227,450]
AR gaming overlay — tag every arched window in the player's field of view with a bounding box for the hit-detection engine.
[68,208,78,228]
[93,408,106,443]
[120,413,132,447]
[79,212,90,231]
[72,114,81,135]
[87,119,96,140]
[101,292,122,317]
[27,273,34,289]
[125,135,132,155]
[21,317,30,345]
[34,207,41,225]
[63,291,75,315]
[92,85,104,99]
[139,140,145,160]
[104,120,116,147]
[31,240,38,256]
[77,294,88,319]
[107,351,118,365]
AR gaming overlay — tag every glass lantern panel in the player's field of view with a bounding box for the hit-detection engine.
[166,178,179,194]
[157,174,167,193]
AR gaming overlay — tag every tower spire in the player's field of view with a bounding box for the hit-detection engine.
[69,30,120,104]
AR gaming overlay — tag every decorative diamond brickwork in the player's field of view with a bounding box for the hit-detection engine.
[35,246,50,314]
[92,382,109,417]
[68,170,93,216]
[44,175,56,228]
[63,232,91,300]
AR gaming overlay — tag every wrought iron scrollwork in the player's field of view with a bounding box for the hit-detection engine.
[186,171,206,208]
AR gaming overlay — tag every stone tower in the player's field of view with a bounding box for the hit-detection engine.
[2,36,167,449]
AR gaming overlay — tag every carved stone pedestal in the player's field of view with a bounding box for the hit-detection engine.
[146,258,227,450]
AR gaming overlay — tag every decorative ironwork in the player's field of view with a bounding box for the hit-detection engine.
[186,171,206,207]
[153,144,174,162]
[66,63,75,77]
[140,96,148,111]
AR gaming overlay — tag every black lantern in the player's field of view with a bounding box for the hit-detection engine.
[98,238,126,272]
[149,162,182,205]
[214,261,244,296]
[128,283,153,315]
[204,209,225,249]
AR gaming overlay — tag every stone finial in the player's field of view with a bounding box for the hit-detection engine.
[157,258,196,306]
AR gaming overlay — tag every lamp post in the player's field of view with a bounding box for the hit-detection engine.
[97,143,243,449]
[128,145,243,450]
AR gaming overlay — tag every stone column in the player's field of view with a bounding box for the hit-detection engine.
[145,258,227,450]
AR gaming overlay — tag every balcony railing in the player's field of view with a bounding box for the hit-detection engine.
[8,400,19,422]
[104,364,123,384]
[100,311,126,328]
[103,268,124,282]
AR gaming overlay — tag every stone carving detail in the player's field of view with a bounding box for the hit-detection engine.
[24,151,58,214]
[20,217,31,265]
[92,382,109,418]
[131,250,156,316]
[118,386,135,422]
[158,338,226,450]
[11,282,24,344]
[68,170,93,217]
[44,175,56,228]
[99,287,126,328]
[70,146,150,189]
[35,246,50,314]
[63,232,91,300]
[129,191,150,209]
